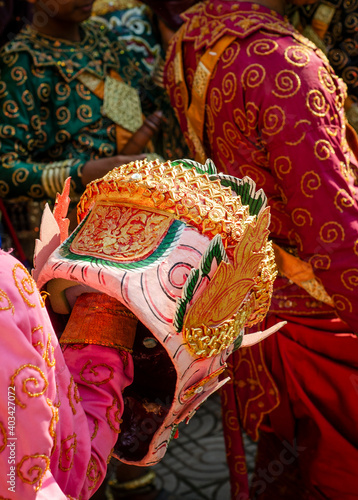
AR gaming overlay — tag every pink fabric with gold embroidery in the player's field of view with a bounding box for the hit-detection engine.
[0,250,133,499]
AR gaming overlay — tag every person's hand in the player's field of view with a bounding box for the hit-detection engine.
[81,154,147,187]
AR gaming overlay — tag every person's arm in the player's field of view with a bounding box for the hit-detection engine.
[252,43,358,331]
[0,252,134,499]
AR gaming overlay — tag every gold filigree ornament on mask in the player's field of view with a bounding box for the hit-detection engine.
[76,158,277,358]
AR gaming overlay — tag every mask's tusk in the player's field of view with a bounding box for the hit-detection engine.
[240,321,287,347]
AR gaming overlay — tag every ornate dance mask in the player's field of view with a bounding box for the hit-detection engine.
[34,158,280,465]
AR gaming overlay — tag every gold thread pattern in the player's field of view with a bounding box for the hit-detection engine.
[300,171,321,198]
[292,208,313,227]
[106,398,123,433]
[284,45,310,67]
[272,70,301,98]
[314,139,334,161]
[87,456,101,491]
[10,364,49,409]
[273,156,292,180]
[0,289,14,314]
[17,454,50,491]
[241,64,265,89]
[79,360,114,386]
[262,105,285,136]
[341,269,358,291]
[306,89,329,117]
[334,189,355,213]
[319,221,345,243]
[59,433,77,472]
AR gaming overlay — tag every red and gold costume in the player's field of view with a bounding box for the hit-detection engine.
[164,1,358,498]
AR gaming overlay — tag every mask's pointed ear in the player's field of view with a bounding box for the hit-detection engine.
[32,178,71,283]
[240,321,287,348]
[53,177,71,243]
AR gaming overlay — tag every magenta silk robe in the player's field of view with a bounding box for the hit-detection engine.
[164,2,358,498]
[0,250,133,499]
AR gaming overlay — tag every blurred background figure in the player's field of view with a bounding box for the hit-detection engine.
[0,0,187,267]
[289,0,358,132]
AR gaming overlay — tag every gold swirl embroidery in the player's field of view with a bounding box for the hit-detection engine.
[56,106,71,126]
[76,83,91,100]
[37,83,51,102]
[334,189,355,213]
[10,364,49,409]
[0,124,16,138]
[17,454,50,491]
[77,104,93,123]
[55,130,71,144]
[79,360,114,386]
[292,208,313,227]
[87,456,101,491]
[223,121,245,148]
[45,333,56,368]
[106,398,123,433]
[209,87,223,115]
[2,152,16,168]
[246,101,259,129]
[237,164,267,186]
[30,114,41,131]
[222,72,237,103]
[98,142,114,156]
[241,64,265,89]
[272,70,301,98]
[222,41,241,68]
[233,108,249,135]
[273,156,292,180]
[28,184,45,199]
[335,89,345,111]
[2,52,19,67]
[309,254,331,270]
[285,118,311,146]
[31,326,45,356]
[0,289,14,314]
[301,171,321,198]
[284,45,310,67]
[55,82,71,101]
[247,38,278,56]
[40,106,50,121]
[319,221,345,243]
[11,66,28,86]
[216,136,235,163]
[3,100,19,119]
[67,376,77,416]
[13,263,38,308]
[306,89,329,117]
[332,294,352,313]
[46,398,59,456]
[341,269,358,291]
[262,105,285,136]
[91,418,99,441]
[79,134,95,149]
[0,181,9,197]
[314,139,334,161]
[32,66,46,79]
[318,66,335,94]
[59,433,77,472]
[0,81,8,99]
[0,421,7,453]
[21,90,34,111]
[354,240,358,257]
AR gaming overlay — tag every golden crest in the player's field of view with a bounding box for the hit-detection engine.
[71,202,173,262]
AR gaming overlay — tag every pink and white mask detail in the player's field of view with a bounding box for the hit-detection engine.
[33,158,282,465]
